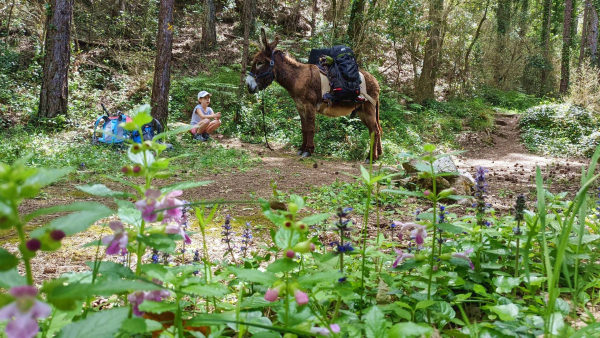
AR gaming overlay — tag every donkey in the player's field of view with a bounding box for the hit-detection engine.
[246,29,383,160]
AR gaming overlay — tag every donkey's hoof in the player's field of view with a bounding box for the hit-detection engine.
[301,151,311,158]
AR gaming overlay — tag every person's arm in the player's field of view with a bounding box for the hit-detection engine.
[196,107,216,120]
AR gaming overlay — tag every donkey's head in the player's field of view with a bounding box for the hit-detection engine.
[246,28,279,94]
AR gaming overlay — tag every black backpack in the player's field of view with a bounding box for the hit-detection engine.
[309,45,361,102]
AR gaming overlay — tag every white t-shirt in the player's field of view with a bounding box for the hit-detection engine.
[190,105,214,125]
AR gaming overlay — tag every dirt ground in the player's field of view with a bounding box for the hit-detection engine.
[3,113,591,285]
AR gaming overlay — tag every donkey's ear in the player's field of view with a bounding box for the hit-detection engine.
[269,36,279,51]
[261,28,269,50]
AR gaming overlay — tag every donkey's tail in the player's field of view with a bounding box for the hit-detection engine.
[376,100,382,134]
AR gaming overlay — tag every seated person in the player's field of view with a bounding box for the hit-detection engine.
[190,91,221,141]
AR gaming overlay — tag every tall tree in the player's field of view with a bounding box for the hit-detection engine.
[150,0,175,127]
[237,0,254,122]
[415,0,444,103]
[38,0,72,118]
[462,0,489,91]
[494,0,512,87]
[560,0,576,94]
[311,0,318,36]
[347,0,366,50]
[202,0,217,48]
[540,0,552,95]
[579,0,598,65]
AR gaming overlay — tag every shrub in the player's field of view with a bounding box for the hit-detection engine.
[566,60,600,113]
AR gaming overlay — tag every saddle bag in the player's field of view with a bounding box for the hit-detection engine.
[309,45,362,103]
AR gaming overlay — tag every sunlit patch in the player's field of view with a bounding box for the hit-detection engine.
[246,75,258,93]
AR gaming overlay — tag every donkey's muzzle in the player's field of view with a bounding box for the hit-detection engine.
[245,74,258,94]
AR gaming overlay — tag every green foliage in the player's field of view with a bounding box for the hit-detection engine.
[477,86,542,111]
[520,103,600,157]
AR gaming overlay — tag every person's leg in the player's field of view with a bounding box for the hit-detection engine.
[205,119,221,134]
[192,119,210,135]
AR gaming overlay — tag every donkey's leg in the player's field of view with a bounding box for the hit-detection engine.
[357,104,382,161]
[298,111,308,155]
[303,110,316,157]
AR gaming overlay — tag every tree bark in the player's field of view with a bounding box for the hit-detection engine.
[415,0,444,103]
[559,0,575,94]
[202,0,217,48]
[540,0,552,95]
[237,0,253,123]
[494,0,511,87]
[311,0,318,36]
[332,0,338,44]
[579,0,598,65]
[4,0,16,44]
[150,0,175,128]
[38,0,72,118]
[347,0,366,50]
[462,0,489,91]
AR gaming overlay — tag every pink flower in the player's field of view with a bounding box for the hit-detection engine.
[392,249,415,268]
[264,288,279,302]
[158,190,184,224]
[102,221,128,255]
[310,324,341,336]
[165,223,191,244]
[396,222,427,247]
[128,289,171,317]
[452,248,475,270]
[423,190,430,196]
[0,286,51,338]
[135,189,162,222]
[294,290,309,305]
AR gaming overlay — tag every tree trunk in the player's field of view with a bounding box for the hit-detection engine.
[494,0,511,87]
[462,0,489,91]
[311,0,317,36]
[560,0,575,94]
[415,0,444,103]
[580,0,599,65]
[347,0,366,50]
[540,0,552,96]
[4,0,16,44]
[150,0,175,128]
[237,0,253,123]
[332,0,338,44]
[202,0,217,48]
[38,0,72,119]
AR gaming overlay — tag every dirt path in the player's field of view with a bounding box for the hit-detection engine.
[5,114,592,283]
[456,113,588,211]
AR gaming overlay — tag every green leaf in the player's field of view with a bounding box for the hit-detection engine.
[128,149,155,166]
[437,222,465,234]
[388,322,433,337]
[0,248,18,271]
[229,267,277,285]
[182,283,228,298]
[120,318,163,334]
[138,233,177,252]
[116,199,141,227]
[76,184,132,198]
[24,167,73,191]
[489,304,519,321]
[423,144,436,153]
[57,307,129,338]
[23,202,110,223]
[415,299,435,310]
[297,271,343,288]
[365,306,387,338]
[85,261,135,278]
[30,203,113,238]
[240,295,271,309]
[153,124,195,141]
[138,300,177,314]
[51,278,162,299]
[0,268,26,288]
[360,165,371,183]
[266,258,299,273]
[160,181,212,194]
[382,189,424,198]
[493,276,520,293]
[299,213,331,225]
[274,228,299,250]
[131,105,153,126]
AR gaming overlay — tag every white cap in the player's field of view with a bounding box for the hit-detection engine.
[197,91,211,99]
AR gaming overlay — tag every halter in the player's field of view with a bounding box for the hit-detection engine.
[248,51,276,80]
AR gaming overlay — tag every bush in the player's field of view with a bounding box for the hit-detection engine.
[566,60,600,113]
[520,103,599,156]
[477,86,541,111]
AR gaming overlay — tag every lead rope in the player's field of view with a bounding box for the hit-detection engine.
[261,90,273,151]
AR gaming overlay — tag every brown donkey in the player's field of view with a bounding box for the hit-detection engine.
[246,29,382,160]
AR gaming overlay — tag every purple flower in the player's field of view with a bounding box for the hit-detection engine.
[452,248,475,270]
[135,189,162,222]
[311,323,341,336]
[0,286,51,338]
[165,223,191,244]
[102,221,128,255]
[294,289,309,305]
[127,289,171,317]
[264,288,279,302]
[392,249,415,268]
